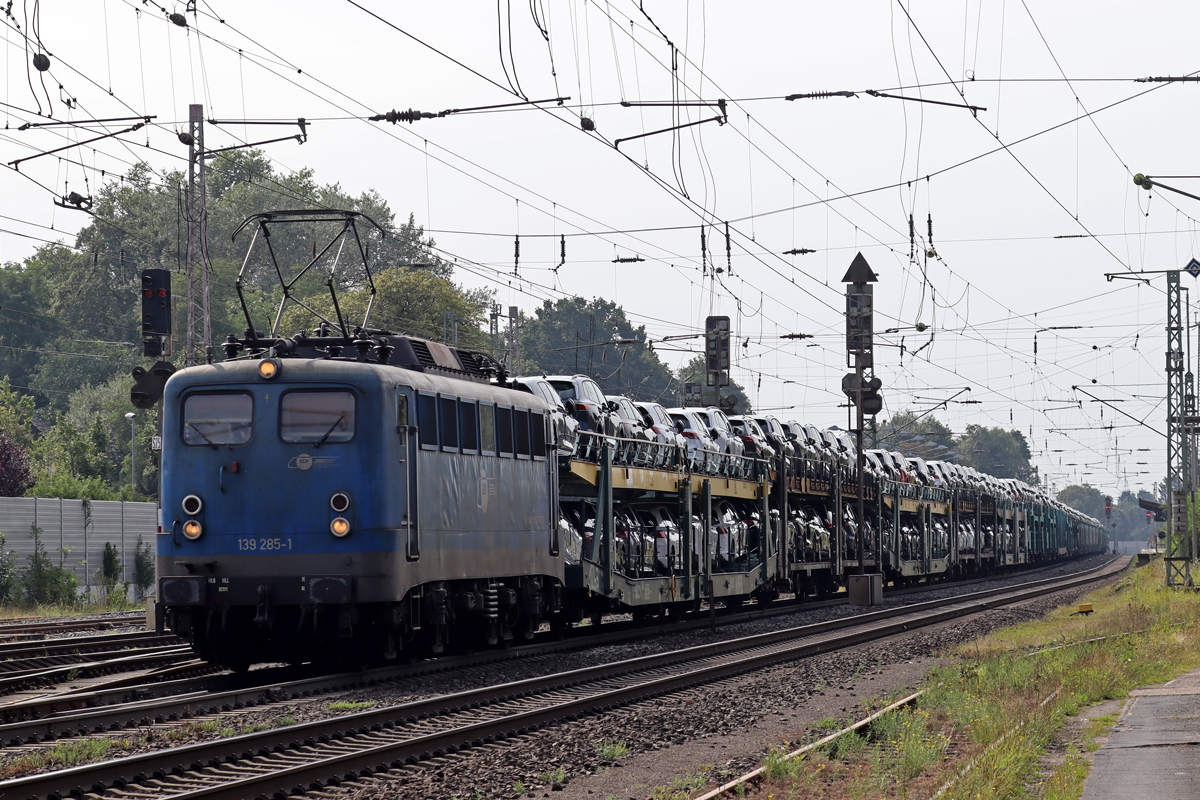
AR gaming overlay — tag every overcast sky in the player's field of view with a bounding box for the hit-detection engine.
[4,1,1200,497]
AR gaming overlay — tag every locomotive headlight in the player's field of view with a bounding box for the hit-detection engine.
[181,494,203,516]
[258,358,281,380]
[330,517,350,537]
[183,519,203,540]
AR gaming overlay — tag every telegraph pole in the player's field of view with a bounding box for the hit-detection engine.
[183,104,211,367]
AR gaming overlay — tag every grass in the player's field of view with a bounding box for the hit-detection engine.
[167,719,223,741]
[0,597,145,619]
[0,738,116,779]
[750,559,1200,799]
[1036,710,1121,800]
[165,717,289,741]
[1042,743,1091,800]
[648,771,708,800]
[538,766,566,784]
[1084,713,1119,752]
[327,700,376,712]
[594,738,630,762]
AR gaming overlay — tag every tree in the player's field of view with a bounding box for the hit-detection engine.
[277,266,491,348]
[101,542,123,600]
[22,523,78,606]
[957,424,1038,482]
[0,533,19,604]
[0,260,50,398]
[133,534,155,599]
[1057,484,1107,521]
[875,410,955,450]
[520,297,677,401]
[0,431,34,497]
[21,242,142,410]
[0,377,36,451]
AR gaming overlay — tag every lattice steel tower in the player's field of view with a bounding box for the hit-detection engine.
[1166,271,1193,586]
[184,104,211,367]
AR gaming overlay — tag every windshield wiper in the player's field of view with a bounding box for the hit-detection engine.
[313,414,345,448]
[188,423,221,450]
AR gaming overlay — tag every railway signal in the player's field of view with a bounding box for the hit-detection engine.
[140,268,171,357]
[129,361,176,409]
[842,372,884,416]
[704,315,731,388]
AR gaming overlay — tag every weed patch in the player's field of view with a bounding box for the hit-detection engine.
[751,560,1200,799]
[327,700,376,712]
[538,766,566,784]
[648,771,708,800]
[594,738,630,762]
[0,739,114,780]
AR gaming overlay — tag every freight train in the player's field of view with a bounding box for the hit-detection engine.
[153,211,1106,669]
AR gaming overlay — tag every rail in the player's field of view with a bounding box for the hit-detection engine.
[0,557,1127,800]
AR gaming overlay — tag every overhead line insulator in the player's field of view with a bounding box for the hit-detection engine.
[370,108,437,124]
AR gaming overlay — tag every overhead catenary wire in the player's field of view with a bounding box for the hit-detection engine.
[0,2,1172,489]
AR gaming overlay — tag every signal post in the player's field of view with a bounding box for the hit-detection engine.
[843,253,884,605]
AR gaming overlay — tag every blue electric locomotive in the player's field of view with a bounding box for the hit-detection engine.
[158,337,562,667]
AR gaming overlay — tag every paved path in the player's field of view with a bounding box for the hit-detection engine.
[1082,666,1200,800]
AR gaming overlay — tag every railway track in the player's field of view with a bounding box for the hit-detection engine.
[0,616,146,641]
[0,557,1107,747]
[0,632,179,669]
[0,647,199,701]
[0,555,1126,800]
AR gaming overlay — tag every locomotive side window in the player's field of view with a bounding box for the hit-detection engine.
[514,409,531,458]
[182,392,253,446]
[439,395,458,450]
[479,404,496,453]
[418,393,438,448]
[280,391,355,443]
[496,406,514,456]
[460,400,479,452]
[531,411,546,459]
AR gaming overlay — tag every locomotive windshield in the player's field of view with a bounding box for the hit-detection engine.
[280,390,356,443]
[182,392,253,446]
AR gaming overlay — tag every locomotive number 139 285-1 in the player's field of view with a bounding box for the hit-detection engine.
[236,538,293,551]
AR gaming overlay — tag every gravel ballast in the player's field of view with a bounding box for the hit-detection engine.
[318,572,1113,799]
